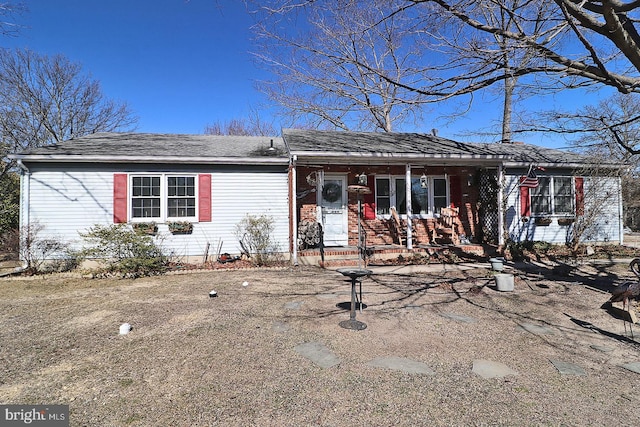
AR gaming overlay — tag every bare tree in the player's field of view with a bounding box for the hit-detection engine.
[542,93,640,229]
[250,0,429,131]
[252,1,640,144]
[0,2,25,38]
[249,1,576,138]
[204,109,277,136]
[431,1,561,142]
[0,49,138,178]
[396,0,640,96]
[535,93,640,157]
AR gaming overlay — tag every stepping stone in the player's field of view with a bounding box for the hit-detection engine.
[317,293,339,300]
[621,361,640,374]
[590,344,614,353]
[294,342,341,368]
[440,312,477,324]
[518,323,554,335]
[284,301,303,310]
[550,360,586,376]
[366,357,434,375]
[272,321,290,332]
[472,360,518,379]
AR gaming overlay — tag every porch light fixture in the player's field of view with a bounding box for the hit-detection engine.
[420,173,428,189]
[357,172,368,186]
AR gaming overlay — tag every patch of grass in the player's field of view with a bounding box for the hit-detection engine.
[119,378,134,387]
[123,414,142,425]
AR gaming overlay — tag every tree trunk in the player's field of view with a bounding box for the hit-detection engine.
[501,73,515,144]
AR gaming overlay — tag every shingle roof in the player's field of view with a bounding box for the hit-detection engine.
[282,128,612,167]
[12,132,288,164]
[11,129,623,169]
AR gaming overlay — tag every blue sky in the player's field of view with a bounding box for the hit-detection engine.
[5,1,265,134]
[3,0,613,149]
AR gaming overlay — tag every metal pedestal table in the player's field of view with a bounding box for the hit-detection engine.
[337,267,372,330]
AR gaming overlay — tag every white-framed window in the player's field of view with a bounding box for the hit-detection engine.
[130,174,197,221]
[531,176,574,216]
[375,175,448,217]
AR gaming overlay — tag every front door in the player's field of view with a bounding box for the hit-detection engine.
[320,175,348,246]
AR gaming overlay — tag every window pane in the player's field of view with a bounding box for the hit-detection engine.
[554,177,573,214]
[395,179,406,214]
[132,198,160,218]
[531,177,551,215]
[433,178,447,213]
[131,176,161,218]
[554,177,572,195]
[168,198,196,217]
[167,176,196,218]
[411,177,429,214]
[375,178,390,215]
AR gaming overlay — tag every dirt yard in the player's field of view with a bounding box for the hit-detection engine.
[1,262,640,426]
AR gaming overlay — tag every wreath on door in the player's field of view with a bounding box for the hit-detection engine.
[322,182,341,203]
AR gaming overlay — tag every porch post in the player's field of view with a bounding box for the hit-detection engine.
[618,175,624,245]
[405,164,413,250]
[497,163,505,248]
[291,156,298,266]
[17,160,30,267]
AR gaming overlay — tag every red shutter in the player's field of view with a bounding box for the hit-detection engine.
[113,174,128,223]
[449,175,462,208]
[363,175,376,219]
[519,176,530,217]
[575,177,584,216]
[199,174,212,222]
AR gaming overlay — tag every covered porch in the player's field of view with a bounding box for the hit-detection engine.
[290,163,502,267]
[283,128,513,267]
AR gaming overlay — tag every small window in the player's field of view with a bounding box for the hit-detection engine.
[130,174,197,221]
[411,178,429,214]
[375,178,390,215]
[396,178,407,214]
[553,177,573,214]
[531,176,575,216]
[132,176,161,219]
[433,178,447,213]
[531,177,551,215]
[167,176,196,218]
[374,175,448,217]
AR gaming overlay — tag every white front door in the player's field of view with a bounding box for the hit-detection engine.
[320,175,348,246]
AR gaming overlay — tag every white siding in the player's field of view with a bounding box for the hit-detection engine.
[505,174,622,244]
[27,170,114,249]
[165,171,289,258]
[24,166,289,260]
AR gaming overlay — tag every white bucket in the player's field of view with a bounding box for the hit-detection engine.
[494,273,514,292]
[489,257,504,272]
[119,323,132,335]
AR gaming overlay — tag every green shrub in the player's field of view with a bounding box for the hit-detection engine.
[79,224,167,278]
[235,214,281,266]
